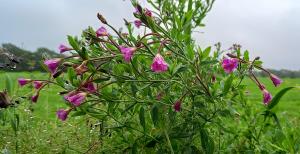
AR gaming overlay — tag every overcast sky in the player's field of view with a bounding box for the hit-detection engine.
[0,0,299,70]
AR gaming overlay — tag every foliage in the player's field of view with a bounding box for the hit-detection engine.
[10,0,299,153]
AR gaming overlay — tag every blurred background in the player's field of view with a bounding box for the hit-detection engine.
[0,0,299,71]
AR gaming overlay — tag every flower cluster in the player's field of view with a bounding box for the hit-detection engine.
[221,54,282,105]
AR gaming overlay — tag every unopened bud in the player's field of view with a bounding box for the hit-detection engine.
[226,53,237,58]
[63,62,74,67]
[254,57,260,61]
[97,13,107,24]
[53,70,63,78]
[123,19,130,26]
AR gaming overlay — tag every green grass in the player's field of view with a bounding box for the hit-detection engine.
[0,72,299,153]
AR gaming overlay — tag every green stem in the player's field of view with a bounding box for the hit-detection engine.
[164,129,174,154]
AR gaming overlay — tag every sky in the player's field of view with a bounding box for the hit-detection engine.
[0,0,299,70]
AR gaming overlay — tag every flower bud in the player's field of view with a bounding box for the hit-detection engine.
[270,74,282,87]
[96,26,108,37]
[56,109,70,121]
[58,44,72,53]
[83,82,97,93]
[97,13,108,24]
[44,58,61,74]
[262,89,272,105]
[64,91,87,106]
[33,81,43,89]
[119,46,136,62]
[134,20,142,28]
[18,78,31,86]
[31,93,39,103]
[173,100,181,112]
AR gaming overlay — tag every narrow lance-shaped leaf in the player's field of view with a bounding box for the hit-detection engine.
[200,128,215,154]
[139,107,146,130]
[151,105,159,127]
[267,87,297,110]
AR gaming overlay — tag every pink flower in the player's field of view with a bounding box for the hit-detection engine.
[145,8,152,17]
[262,89,272,105]
[270,74,282,87]
[31,93,39,103]
[119,46,136,62]
[33,81,43,89]
[83,82,97,93]
[151,54,168,72]
[44,58,61,74]
[174,101,181,112]
[96,26,108,37]
[58,44,72,53]
[18,78,31,86]
[222,58,239,73]
[134,20,142,28]
[64,92,87,106]
[56,109,69,121]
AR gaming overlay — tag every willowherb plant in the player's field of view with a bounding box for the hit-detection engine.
[17,0,295,153]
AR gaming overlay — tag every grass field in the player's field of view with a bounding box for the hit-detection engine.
[0,72,299,153]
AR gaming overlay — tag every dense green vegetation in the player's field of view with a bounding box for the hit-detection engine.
[0,72,299,153]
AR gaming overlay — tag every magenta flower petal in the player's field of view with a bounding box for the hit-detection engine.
[59,44,72,53]
[64,92,87,106]
[96,26,108,37]
[262,89,272,105]
[56,109,69,121]
[31,94,39,103]
[84,82,97,93]
[145,8,152,17]
[134,20,142,28]
[44,58,61,74]
[18,78,31,86]
[33,81,43,89]
[119,46,135,62]
[151,54,168,73]
[270,74,282,87]
[222,58,239,73]
[174,101,181,112]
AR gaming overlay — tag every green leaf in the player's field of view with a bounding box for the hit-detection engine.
[223,75,234,96]
[67,35,80,51]
[202,46,211,59]
[267,87,296,110]
[200,128,214,154]
[139,107,146,130]
[93,77,111,83]
[243,50,249,61]
[67,67,76,86]
[151,105,159,127]
[55,77,65,87]
[71,111,86,117]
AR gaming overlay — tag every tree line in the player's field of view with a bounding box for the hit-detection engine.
[0,43,61,71]
[0,43,299,78]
